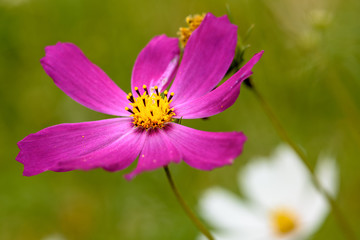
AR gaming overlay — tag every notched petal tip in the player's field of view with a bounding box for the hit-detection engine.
[204,12,235,27]
[16,152,46,177]
[16,136,55,177]
[42,42,75,57]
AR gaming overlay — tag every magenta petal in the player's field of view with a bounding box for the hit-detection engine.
[131,35,180,94]
[124,128,181,180]
[169,13,237,105]
[174,51,264,119]
[165,123,247,170]
[41,43,130,116]
[16,118,145,176]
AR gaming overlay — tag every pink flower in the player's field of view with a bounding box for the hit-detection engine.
[16,13,263,180]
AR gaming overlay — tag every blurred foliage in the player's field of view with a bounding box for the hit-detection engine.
[0,0,360,239]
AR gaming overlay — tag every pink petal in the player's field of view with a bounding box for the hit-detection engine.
[16,118,145,176]
[124,128,181,180]
[131,35,180,94]
[165,123,247,170]
[169,13,237,105]
[41,43,130,116]
[174,51,264,119]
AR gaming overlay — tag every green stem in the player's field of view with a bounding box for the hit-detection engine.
[163,166,215,240]
[248,80,357,240]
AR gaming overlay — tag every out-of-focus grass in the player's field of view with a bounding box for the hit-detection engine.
[0,0,359,239]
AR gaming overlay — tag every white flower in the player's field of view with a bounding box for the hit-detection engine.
[198,145,338,240]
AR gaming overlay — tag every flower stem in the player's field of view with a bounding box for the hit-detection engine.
[247,78,357,240]
[163,166,215,240]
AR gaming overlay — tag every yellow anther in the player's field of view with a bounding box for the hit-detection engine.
[134,87,141,96]
[271,208,298,236]
[168,92,175,101]
[127,93,134,103]
[125,107,134,114]
[154,85,159,95]
[178,13,206,47]
[143,85,149,95]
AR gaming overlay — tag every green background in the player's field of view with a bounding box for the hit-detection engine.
[1,0,359,239]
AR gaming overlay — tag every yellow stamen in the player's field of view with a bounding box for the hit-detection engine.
[154,86,159,95]
[168,92,175,101]
[178,13,206,48]
[134,87,141,97]
[143,84,149,95]
[271,208,298,235]
[126,85,176,129]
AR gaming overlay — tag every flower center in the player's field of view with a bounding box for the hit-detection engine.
[271,208,298,235]
[178,13,205,47]
[125,85,175,129]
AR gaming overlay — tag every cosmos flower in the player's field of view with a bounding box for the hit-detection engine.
[16,13,263,180]
[198,145,338,240]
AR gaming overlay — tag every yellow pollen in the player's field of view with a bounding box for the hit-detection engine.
[178,13,205,48]
[126,85,176,129]
[271,208,298,236]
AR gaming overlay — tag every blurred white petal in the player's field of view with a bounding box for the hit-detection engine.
[298,156,338,236]
[240,145,309,209]
[199,187,268,233]
[316,156,339,196]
